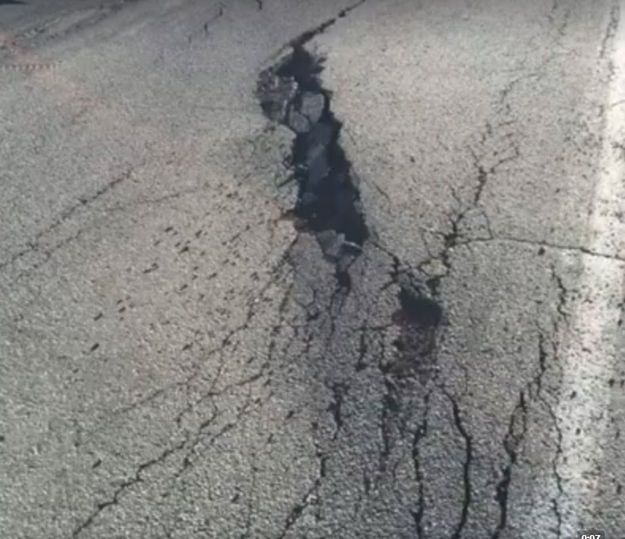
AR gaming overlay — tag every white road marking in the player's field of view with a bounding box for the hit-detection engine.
[532,2,625,535]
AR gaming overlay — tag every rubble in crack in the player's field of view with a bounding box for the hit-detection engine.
[257,45,369,265]
[257,44,443,381]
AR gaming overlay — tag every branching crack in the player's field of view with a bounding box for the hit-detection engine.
[71,437,186,537]
[599,2,620,60]
[492,329,560,537]
[327,381,349,439]
[445,391,472,539]
[493,390,527,538]
[0,165,136,273]
[411,393,430,539]
[550,264,569,323]
[278,453,328,538]
[286,0,367,50]
[257,17,443,386]
[453,234,625,262]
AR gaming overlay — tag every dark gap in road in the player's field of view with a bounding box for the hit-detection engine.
[0,0,26,4]
[388,291,440,378]
[493,389,527,538]
[286,0,366,50]
[254,19,455,536]
[386,271,442,379]
[257,40,442,380]
[257,45,369,266]
[398,287,443,328]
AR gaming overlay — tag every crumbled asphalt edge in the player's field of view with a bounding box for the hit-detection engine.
[256,43,445,379]
[250,9,517,536]
[252,8,596,535]
[255,27,459,537]
[257,45,368,276]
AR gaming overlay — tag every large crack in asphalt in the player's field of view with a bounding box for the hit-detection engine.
[15,3,583,537]
[257,44,368,281]
[254,15,566,536]
[70,25,561,538]
[257,43,444,379]
[255,36,458,536]
[54,12,573,538]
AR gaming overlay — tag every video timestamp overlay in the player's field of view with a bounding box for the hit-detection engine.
[577,531,605,539]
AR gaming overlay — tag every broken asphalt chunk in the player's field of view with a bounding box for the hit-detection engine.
[300,91,325,123]
[256,46,368,249]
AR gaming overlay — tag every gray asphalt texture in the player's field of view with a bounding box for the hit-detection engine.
[1,1,625,538]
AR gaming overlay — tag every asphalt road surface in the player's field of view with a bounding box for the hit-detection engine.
[1,1,625,537]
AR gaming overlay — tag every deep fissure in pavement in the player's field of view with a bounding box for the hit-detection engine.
[257,44,444,378]
[257,45,368,264]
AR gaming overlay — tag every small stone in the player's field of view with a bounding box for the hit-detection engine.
[317,230,345,259]
[287,107,310,133]
[260,76,298,122]
[420,258,447,278]
[300,91,325,123]
[276,179,299,210]
[457,208,491,241]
